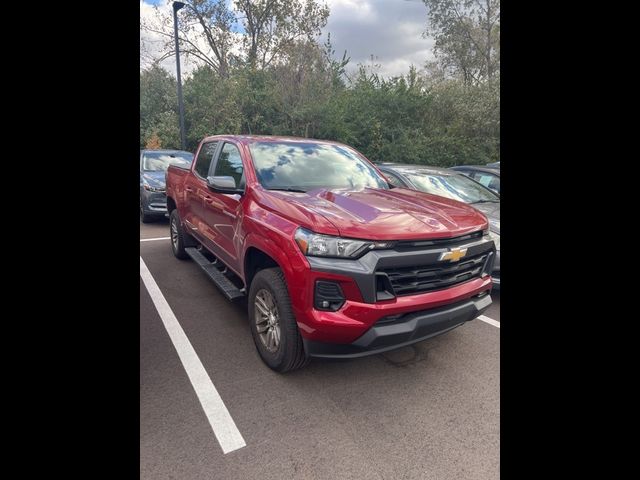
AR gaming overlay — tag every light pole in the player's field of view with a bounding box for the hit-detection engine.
[173,1,186,150]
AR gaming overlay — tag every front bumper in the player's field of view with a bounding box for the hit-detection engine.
[303,292,491,358]
[289,233,495,349]
[141,190,167,215]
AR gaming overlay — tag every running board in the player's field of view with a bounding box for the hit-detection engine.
[184,247,246,301]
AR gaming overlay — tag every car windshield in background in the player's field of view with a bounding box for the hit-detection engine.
[143,152,193,171]
[248,141,389,192]
[406,172,499,203]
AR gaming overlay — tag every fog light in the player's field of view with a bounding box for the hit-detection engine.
[314,281,345,311]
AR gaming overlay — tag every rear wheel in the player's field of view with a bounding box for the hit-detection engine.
[169,210,192,260]
[248,268,309,372]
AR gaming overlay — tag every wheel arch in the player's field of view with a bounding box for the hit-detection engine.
[166,196,177,214]
[242,233,297,291]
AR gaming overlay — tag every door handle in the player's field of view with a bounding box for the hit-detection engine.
[204,195,214,203]
[185,187,194,192]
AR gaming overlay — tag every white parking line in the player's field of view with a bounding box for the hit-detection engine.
[140,256,246,454]
[140,237,170,242]
[478,315,500,328]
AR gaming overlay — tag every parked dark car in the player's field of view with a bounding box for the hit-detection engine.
[378,163,500,288]
[140,149,194,223]
[449,165,500,194]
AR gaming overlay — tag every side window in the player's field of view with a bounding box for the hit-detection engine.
[475,173,494,188]
[213,143,245,189]
[474,173,500,193]
[384,171,406,188]
[194,141,218,178]
[488,176,500,193]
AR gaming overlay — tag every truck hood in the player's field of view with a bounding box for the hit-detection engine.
[263,187,489,241]
[141,171,166,188]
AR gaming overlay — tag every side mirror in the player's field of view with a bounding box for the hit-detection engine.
[206,175,243,194]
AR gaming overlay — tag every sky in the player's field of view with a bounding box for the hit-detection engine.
[140,0,435,79]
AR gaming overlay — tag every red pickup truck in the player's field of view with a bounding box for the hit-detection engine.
[166,135,495,372]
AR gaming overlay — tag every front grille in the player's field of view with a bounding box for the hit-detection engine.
[379,252,488,296]
[394,231,483,251]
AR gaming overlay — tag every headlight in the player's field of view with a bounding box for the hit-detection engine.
[143,182,165,193]
[488,230,500,250]
[294,227,394,258]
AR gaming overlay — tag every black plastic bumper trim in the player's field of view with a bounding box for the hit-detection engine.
[302,293,492,359]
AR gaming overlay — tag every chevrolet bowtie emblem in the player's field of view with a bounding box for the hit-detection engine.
[439,247,468,262]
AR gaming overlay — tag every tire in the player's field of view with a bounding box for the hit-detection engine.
[140,202,154,223]
[169,209,193,260]
[248,268,309,372]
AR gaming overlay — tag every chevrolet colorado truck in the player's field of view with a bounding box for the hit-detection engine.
[166,135,496,372]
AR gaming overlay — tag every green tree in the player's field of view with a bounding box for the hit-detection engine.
[269,40,337,137]
[183,66,242,148]
[140,64,180,148]
[422,0,500,85]
[141,0,235,78]
[142,1,329,76]
[234,0,330,69]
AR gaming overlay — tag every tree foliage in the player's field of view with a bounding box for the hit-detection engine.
[140,64,180,148]
[140,0,499,165]
[145,132,163,149]
[235,0,330,69]
[141,0,236,78]
[422,0,500,85]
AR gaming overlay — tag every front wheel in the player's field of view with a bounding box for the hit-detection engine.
[248,268,309,372]
[140,202,154,223]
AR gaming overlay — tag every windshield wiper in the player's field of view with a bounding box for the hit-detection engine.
[470,199,499,204]
[266,187,307,193]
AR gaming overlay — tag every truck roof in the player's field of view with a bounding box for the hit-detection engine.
[200,134,348,146]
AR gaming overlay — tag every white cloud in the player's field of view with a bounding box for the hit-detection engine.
[321,0,435,78]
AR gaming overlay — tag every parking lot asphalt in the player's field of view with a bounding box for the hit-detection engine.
[140,218,500,480]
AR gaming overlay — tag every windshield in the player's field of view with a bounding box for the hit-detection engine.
[405,172,499,203]
[248,141,389,192]
[143,151,193,171]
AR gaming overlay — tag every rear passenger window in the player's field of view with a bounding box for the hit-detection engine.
[213,143,245,189]
[194,141,218,178]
